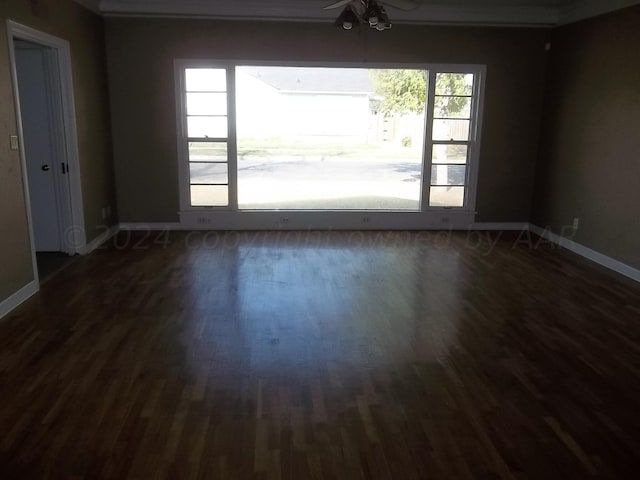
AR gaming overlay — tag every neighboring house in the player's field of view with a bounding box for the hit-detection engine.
[236,66,431,148]
[236,66,375,143]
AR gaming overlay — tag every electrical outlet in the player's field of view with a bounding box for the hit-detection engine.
[572,217,579,230]
[280,217,289,224]
[9,135,19,151]
[362,216,371,223]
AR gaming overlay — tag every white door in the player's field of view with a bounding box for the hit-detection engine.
[15,42,62,252]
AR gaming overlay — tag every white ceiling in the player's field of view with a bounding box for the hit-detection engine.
[75,0,640,26]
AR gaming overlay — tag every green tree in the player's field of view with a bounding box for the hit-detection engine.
[369,70,469,116]
[434,73,470,117]
[369,69,426,115]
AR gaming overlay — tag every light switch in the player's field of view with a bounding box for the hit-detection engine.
[9,135,19,151]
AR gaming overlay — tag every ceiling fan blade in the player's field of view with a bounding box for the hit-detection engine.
[323,0,355,10]
[381,0,421,10]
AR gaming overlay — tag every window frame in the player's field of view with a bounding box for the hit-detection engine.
[175,60,485,217]
[175,59,238,211]
[423,65,485,213]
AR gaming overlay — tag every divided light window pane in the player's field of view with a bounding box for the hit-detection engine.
[434,96,471,118]
[429,186,464,207]
[432,144,467,164]
[187,93,227,116]
[190,163,228,184]
[435,73,473,96]
[432,119,470,141]
[430,165,466,186]
[187,116,228,138]
[190,185,228,206]
[188,142,227,162]
[185,68,226,92]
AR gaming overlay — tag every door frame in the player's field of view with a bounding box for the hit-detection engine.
[6,21,86,278]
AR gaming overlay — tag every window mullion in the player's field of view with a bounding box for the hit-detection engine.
[422,70,437,211]
[227,66,238,211]
[176,64,191,211]
[464,67,484,212]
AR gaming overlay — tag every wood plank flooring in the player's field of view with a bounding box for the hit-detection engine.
[1,230,639,479]
[36,252,76,284]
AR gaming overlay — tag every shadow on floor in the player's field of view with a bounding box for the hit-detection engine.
[36,252,75,283]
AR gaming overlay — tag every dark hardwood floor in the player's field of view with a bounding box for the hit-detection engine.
[36,252,76,284]
[1,230,639,479]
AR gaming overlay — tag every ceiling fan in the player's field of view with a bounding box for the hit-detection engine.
[324,0,421,31]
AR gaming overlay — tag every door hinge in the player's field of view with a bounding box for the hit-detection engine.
[61,163,68,174]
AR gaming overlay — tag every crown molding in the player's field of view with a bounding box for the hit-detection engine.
[96,0,640,26]
[98,0,559,26]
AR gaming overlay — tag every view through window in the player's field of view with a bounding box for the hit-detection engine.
[184,68,229,207]
[235,67,426,210]
[178,64,481,213]
[429,72,475,207]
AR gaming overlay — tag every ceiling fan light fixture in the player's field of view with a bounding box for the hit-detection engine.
[330,1,396,32]
[372,5,391,30]
[365,2,382,26]
[334,5,360,30]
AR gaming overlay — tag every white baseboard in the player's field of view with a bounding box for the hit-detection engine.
[529,224,640,282]
[0,280,38,320]
[471,222,530,231]
[77,224,120,255]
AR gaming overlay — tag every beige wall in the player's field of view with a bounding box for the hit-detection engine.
[105,18,550,223]
[0,0,116,303]
[532,6,640,268]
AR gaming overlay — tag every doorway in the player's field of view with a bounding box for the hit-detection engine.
[14,39,67,253]
[7,21,86,284]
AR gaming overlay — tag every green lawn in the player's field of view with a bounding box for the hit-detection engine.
[236,138,423,160]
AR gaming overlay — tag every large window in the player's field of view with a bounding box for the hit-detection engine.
[235,67,425,210]
[176,62,484,217]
